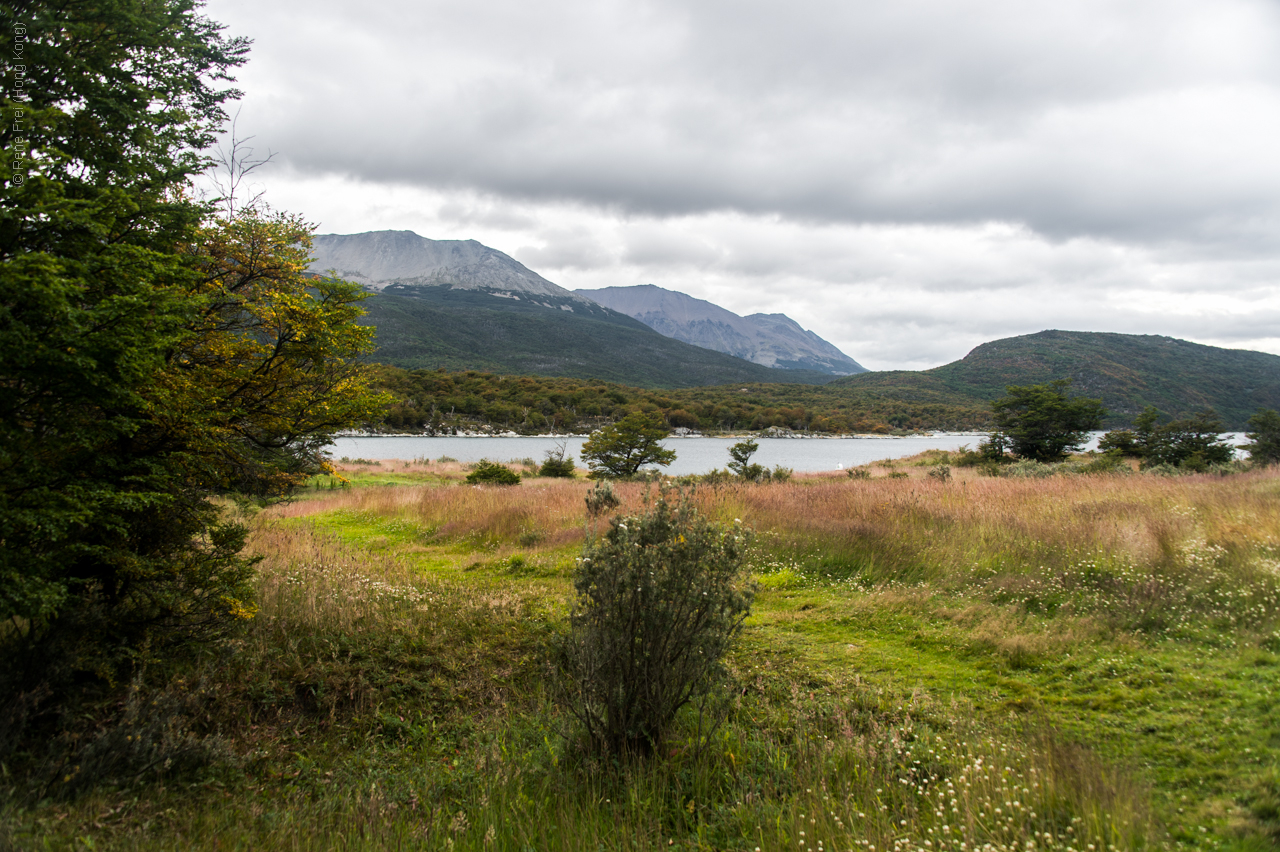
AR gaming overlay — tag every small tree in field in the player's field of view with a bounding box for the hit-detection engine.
[581,411,676,478]
[727,438,766,480]
[1246,409,1280,465]
[991,380,1106,462]
[556,490,753,756]
[1142,409,1234,469]
[1103,406,1235,469]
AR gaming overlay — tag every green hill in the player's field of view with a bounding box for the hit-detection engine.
[835,330,1280,428]
[360,285,835,389]
[363,317,1279,431]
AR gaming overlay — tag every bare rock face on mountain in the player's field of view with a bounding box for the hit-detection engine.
[309,230,590,302]
[576,284,866,375]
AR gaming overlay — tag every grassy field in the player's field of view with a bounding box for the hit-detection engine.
[6,457,1280,850]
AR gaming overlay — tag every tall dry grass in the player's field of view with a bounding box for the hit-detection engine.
[711,470,1280,635]
[273,479,664,552]
[233,518,556,725]
[277,469,1280,638]
[721,470,1280,575]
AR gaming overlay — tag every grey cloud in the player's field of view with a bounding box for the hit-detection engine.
[514,228,613,271]
[622,226,723,268]
[204,0,1280,369]
[214,0,1280,245]
[435,199,537,232]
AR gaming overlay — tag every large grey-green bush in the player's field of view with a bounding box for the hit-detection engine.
[556,490,753,756]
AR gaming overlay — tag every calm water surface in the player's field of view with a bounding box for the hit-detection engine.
[329,433,994,475]
[329,432,1249,475]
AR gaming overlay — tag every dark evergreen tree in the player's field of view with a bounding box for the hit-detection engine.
[0,1,384,740]
[990,380,1105,462]
[1247,409,1280,465]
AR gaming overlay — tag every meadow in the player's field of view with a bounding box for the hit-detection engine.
[5,456,1280,850]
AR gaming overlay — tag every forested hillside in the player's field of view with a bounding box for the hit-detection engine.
[358,286,836,388]
[836,330,1280,428]
[369,330,1280,433]
[370,365,991,434]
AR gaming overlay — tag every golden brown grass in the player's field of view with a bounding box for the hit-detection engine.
[277,467,1280,597]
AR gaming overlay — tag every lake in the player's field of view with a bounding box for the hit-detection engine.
[330,433,994,475]
[329,431,1252,475]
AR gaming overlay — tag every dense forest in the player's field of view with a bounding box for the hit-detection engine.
[369,365,994,434]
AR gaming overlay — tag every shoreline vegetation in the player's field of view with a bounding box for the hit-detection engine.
[8,451,1280,849]
[367,364,996,436]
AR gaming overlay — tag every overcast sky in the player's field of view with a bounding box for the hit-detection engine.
[202,0,1280,371]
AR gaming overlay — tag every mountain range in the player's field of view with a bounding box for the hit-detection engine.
[310,231,1280,429]
[307,231,859,387]
[308,231,841,387]
[576,284,866,375]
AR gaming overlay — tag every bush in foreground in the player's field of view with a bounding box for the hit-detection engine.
[555,489,753,756]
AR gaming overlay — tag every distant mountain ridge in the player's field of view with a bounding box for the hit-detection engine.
[834,329,1280,428]
[577,284,866,375]
[307,230,836,388]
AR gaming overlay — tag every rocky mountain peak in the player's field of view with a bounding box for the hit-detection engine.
[308,230,591,302]
[576,284,866,375]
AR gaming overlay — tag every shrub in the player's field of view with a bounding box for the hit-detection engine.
[913,449,952,466]
[465,460,521,485]
[538,443,577,478]
[584,481,621,517]
[975,433,1011,463]
[1097,429,1142,458]
[927,464,952,482]
[846,468,871,479]
[950,445,985,467]
[1006,460,1058,478]
[555,490,754,756]
[976,460,1005,477]
[1138,409,1234,469]
[1070,452,1131,474]
[675,468,733,486]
